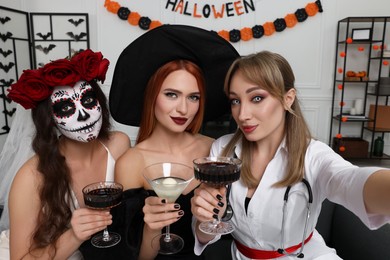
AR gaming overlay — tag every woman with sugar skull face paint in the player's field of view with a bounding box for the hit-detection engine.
[51,81,103,142]
[0,50,130,260]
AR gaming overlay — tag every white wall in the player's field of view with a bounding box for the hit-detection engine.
[1,0,390,151]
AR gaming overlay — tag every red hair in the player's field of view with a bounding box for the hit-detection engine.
[137,60,205,143]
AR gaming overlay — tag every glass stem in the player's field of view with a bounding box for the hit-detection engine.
[212,218,220,227]
[164,224,171,242]
[102,228,110,242]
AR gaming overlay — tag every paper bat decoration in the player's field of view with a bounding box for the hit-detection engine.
[68,18,84,27]
[0,16,11,24]
[0,48,12,58]
[0,93,12,104]
[66,32,87,41]
[36,32,52,40]
[3,108,16,116]
[35,44,56,54]
[0,62,15,73]
[0,32,12,42]
[0,79,14,86]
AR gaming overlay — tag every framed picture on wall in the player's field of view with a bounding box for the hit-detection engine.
[351,28,372,41]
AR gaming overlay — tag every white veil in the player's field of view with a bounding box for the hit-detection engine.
[0,105,35,231]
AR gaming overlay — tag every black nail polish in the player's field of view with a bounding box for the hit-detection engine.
[161,199,166,204]
[178,210,184,216]
[213,208,220,214]
[216,194,223,200]
[174,204,180,209]
[218,201,224,207]
[212,214,219,220]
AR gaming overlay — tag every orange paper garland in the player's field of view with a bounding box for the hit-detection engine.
[104,0,323,43]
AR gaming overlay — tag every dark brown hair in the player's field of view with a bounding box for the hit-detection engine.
[29,80,111,256]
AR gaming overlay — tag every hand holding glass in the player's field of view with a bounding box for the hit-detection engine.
[82,181,123,248]
[193,157,242,235]
[143,162,194,255]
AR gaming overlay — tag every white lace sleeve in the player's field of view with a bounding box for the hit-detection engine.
[0,105,35,231]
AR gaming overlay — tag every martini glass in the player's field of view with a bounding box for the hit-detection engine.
[82,181,123,248]
[143,162,194,255]
[193,156,242,235]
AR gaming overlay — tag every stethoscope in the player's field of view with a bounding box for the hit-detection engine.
[222,178,313,258]
[277,178,313,258]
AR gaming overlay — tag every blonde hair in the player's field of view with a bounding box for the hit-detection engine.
[221,51,311,188]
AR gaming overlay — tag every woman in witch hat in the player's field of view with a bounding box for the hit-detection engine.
[110,24,239,259]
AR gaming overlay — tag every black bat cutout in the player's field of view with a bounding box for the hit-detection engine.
[0,94,12,104]
[0,16,11,24]
[35,44,56,54]
[66,32,87,41]
[68,18,84,27]
[0,48,12,57]
[2,126,10,132]
[3,108,16,116]
[0,62,15,73]
[0,32,12,42]
[0,79,14,86]
[36,32,52,40]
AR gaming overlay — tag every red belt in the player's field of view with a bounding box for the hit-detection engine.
[234,232,313,259]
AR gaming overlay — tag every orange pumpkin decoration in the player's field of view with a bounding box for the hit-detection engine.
[346,71,355,77]
[263,22,276,36]
[305,3,319,16]
[355,71,366,77]
[105,0,120,13]
[128,12,141,26]
[240,27,253,41]
[285,14,298,28]
[218,30,230,42]
[149,21,162,30]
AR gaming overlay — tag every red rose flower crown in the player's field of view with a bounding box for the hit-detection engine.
[7,49,110,109]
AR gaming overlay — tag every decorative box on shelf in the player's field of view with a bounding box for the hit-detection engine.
[373,77,390,95]
[368,105,390,130]
[332,137,369,158]
[377,50,390,58]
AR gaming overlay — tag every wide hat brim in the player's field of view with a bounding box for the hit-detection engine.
[109,24,240,126]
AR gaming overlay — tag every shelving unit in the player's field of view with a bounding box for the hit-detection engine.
[329,16,390,160]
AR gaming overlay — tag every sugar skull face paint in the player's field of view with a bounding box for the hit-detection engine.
[51,81,103,142]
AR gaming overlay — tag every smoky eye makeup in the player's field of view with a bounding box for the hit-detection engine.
[52,99,76,118]
[81,89,98,109]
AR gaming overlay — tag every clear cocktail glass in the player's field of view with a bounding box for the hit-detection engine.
[143,162,194,255]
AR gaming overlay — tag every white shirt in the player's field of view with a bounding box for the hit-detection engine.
[194,134,389,259]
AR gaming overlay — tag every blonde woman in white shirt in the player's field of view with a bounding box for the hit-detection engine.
[191,51,390,259]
